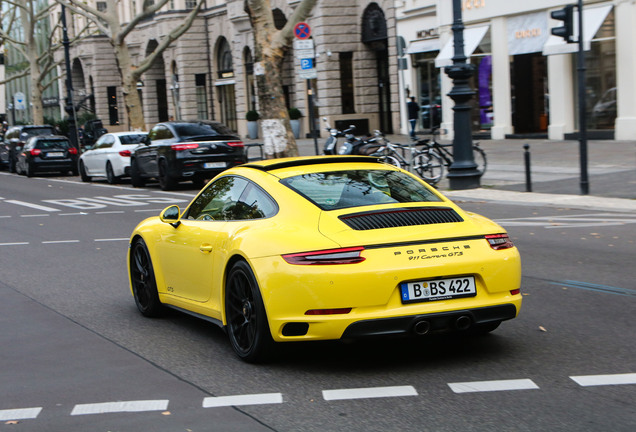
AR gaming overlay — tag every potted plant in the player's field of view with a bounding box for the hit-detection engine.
[245,110,260,139]
[288,108,303,138]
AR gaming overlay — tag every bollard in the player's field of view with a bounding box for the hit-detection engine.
[523,143,532,192]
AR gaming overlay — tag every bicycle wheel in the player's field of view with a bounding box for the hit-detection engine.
[473,145,487,175]
[413,150,444,185]
[383,154,402,169]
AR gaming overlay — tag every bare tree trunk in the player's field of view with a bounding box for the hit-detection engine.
[113,41,144,130]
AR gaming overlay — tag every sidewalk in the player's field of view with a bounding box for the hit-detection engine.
[247,134,636,212]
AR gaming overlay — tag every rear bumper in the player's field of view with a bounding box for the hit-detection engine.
[341,304,517,338]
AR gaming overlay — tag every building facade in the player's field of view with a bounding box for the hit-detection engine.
[397,0,623,140]
[57,0,400,139]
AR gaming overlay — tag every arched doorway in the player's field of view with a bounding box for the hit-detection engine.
[216,37,237,131]
[362,3,392,134]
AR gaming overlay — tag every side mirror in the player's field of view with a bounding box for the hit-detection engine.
[159,205,181,228]
[140,135,149,145]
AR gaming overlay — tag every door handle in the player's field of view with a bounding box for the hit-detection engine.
[199,244,213,253]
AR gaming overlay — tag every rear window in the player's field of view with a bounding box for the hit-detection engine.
[21,127,55,138]
[281,170,442,210]
[173,123,236,140]
[119,134,147,144]
[35,139,71,150]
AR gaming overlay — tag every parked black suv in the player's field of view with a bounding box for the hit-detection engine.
[130,121,246,190]
[2,125,57,172]
[16,135,79,177]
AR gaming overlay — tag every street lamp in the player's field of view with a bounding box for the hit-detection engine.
[60,4,79,151]
[444,0,481,190]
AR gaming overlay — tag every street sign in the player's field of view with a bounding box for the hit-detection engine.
[294,22,311,39]
[295,49,315,59]
[300,58,313,70]
[299,69,317,80]
[293,39,314,50]
[14,92,26,110]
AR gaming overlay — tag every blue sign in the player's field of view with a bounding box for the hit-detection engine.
[300,58,313,70]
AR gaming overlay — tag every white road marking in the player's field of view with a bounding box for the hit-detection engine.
[448,379,539,393]
[20,214,49,218]
[0,407,42,421]
[94,238,129,242]
[58,212,88,216]
[96,211,125,214]
[570,373,636,387]
[42,240,80,244]
[322,385,418,401]
[0,242,29,246]
[202,393,283,408]
[4,200,60,212]
[134,208,165,213]
[70,400,169,416]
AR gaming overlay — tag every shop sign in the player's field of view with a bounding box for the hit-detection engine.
[416,28,438,40]
[462,0,486,11]
[507,11,549,56]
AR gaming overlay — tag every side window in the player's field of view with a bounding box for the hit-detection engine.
[186,176,249,221]
[235,184,278,219]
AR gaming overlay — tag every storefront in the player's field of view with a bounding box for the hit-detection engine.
[433,0,619,140]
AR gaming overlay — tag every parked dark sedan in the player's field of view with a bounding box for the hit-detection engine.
[16,135,79,177]
[130,121,246,190]
[2,124,57,172]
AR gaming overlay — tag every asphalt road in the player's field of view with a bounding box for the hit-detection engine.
[1,172,635,431]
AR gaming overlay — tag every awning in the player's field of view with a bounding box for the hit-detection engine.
[508,11,549,56]
[435,25,489,68]
[543,4,613,55]
[407,39,440,55]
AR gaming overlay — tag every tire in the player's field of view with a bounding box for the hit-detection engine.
[225,260,273,363]
[8,156,16,173]
[130,238,164,317]
[106,161,119,184]
[158,159,176,191]
[130,158,145,188]
[413,150,444,185]
[473,145,487,175]
[79,161,91,182]
[192,176,205,189]
[26,162,35,178]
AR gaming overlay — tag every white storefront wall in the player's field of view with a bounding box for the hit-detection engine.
[433,0,625,140]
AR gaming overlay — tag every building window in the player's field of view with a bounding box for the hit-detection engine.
[185,0,197,9]
[217,38,233,79]
[107,86,119,125]
[339,52,355,114]
[96,1,107,11]
[195,74,208,119]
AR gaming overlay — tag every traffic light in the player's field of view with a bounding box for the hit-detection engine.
[551,5,575,43]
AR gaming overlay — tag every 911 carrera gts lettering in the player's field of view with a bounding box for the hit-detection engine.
[409,251,464,260]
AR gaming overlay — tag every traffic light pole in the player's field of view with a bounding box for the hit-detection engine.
[576,0,589,195]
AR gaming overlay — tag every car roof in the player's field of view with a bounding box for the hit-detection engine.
[108,131,147,136]
[243,156,383,172]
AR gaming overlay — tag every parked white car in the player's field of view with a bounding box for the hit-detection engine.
[79,132,148,184]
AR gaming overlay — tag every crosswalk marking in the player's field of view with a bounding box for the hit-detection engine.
[0,407,42,421]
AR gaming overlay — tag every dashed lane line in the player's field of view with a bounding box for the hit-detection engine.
[448,379,539,394]
[42,240,80,244]
[322,385,418,401]
[202,393,283,408]
[570,373,636,387]
[0,407,42,421]
[70,399,169,416]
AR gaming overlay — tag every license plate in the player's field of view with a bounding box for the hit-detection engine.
[400,276,476,303]
[47,152,64,157]
[204,162,226,169]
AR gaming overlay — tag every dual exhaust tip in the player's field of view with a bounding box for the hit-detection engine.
[413,315,471,335]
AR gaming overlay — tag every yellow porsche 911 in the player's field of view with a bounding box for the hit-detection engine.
[128,156,521,362]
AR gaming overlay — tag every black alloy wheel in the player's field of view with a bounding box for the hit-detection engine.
[130,238,164,317]
[106,161,119,184]
[158,159,176,191]
[79,161,91,182]
[225,261,273,362]
[25,161,35,178]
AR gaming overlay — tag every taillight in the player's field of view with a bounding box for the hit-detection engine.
[119,150,131,157]
[510,289,521,295]
[171,143,199,151]
[305,308,352,315]
[227,141,244,147]
[485,234,514,250]
[68,147,78,155]
[29,149,42,156]
[282,247,365,265]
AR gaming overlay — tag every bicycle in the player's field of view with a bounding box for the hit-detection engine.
[367,131,444,184]
[414,129,487,185]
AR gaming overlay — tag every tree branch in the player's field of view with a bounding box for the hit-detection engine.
[118,0,171,43]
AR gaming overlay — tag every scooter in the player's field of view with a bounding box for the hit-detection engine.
[322,118,378,155]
